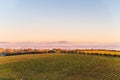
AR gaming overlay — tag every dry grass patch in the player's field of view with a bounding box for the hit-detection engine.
[82,50,120,55]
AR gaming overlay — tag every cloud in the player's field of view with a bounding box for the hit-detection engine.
[0,41,120,50]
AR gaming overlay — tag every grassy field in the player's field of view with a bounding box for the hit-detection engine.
[82,50,120,55]
[0,53,66,64]
[0,53,120,80]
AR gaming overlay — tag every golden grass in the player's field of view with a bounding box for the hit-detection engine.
[82,50,120,55]
[0,53,66,65]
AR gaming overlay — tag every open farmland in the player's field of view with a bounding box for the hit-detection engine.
[81,50,120,56]
[0,53,120,80]
[0,53,66,64]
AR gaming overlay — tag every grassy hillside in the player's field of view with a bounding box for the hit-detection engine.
[0,53,66,64]
[0,53,120,80]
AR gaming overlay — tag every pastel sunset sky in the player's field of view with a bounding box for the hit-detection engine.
[0,0,120,43]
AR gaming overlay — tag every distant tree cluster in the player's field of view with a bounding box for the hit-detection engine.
[0,48,120,57]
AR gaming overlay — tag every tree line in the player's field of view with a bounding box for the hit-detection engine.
[0,48,120,57]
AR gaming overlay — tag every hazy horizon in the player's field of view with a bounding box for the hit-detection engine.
[0,41,119,50]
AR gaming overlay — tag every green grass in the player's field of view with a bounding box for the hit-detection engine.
[0,54,120,80]
[0,53,66,64]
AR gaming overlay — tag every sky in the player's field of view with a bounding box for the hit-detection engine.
[0,0,120,44]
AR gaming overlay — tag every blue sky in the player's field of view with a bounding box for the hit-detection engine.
[0,0,120,43]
